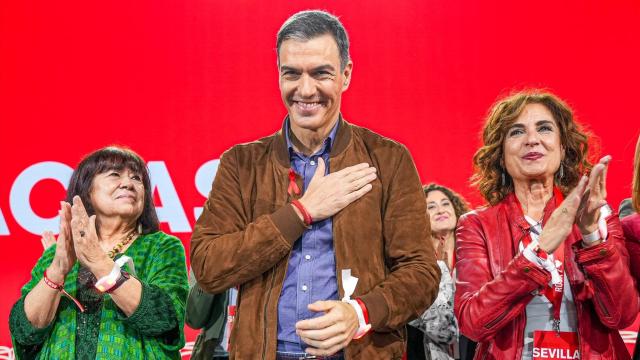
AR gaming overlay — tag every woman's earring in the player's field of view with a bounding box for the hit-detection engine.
[137,222,142,234]
[556,163,564,182]
[501,171,506,187]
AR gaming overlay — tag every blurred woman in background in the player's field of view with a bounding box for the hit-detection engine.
[622,135,640,359]
[407,184,476,360]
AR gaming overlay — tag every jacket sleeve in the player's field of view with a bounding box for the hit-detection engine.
[573,213,639,329]
[117,233,189,352]
[454,212,551,342]
[190,147,308,293]
[359,146,441,331]
[622,215,640,285]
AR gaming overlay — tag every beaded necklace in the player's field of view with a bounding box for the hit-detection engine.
[106,231,137,259]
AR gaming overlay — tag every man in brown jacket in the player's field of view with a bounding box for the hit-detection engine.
[191,10,440,360]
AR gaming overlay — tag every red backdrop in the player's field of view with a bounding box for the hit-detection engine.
[1,1,639,357]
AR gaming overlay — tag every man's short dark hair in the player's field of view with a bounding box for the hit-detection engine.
[276,10,350,70]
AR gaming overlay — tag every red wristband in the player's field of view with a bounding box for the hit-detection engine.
[43,270,85,313]
[43,269,64,290]
[291,200,312,226]
[355,297,370,325]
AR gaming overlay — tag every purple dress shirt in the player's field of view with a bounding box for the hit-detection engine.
[276,120,340,353]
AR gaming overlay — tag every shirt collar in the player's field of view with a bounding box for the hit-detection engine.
[285,118,339,158]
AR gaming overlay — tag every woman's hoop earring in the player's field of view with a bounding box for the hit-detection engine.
[556,163,564,182]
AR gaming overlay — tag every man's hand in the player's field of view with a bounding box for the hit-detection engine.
[295,300,359,356]
[298,158,377,222]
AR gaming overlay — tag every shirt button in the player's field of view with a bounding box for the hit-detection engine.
[310,160,316,166]
[302,285,308,291]
[305,254,311,260]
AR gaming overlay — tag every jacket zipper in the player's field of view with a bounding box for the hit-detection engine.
[483,308,509,329]
[592,290,610,317]
[261,269,277,360]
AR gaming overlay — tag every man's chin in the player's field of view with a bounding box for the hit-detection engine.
[289,114,326,130]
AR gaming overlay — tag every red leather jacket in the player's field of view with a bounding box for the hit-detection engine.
[454,193,638,359]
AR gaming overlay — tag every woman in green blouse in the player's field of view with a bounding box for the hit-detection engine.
[9,146,188,359]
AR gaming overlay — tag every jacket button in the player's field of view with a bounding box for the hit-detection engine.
[523,266,531,273]
[599,249,607,256]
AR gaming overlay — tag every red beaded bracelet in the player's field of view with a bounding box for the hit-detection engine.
[291,200,312,226]
[43,269,85,313]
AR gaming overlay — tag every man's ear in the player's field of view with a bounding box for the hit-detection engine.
[341,61,353,91]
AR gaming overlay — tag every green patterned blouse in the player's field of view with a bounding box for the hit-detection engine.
[9,231,189,360]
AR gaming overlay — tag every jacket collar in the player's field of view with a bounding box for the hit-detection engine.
[502,190,560,249]
[273,114,352,168]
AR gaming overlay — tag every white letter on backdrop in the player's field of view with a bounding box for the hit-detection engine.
[193,159,220,220]
[10,161,73,235]
[0,207,9,235]
[148,161,191,233]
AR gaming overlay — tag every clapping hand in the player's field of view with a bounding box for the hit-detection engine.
[45,201,76,283]
[70,196,112,277]
[576,155,611,235]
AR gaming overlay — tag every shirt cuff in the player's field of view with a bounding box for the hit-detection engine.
[117,282,179,337]
[582,204,612,246]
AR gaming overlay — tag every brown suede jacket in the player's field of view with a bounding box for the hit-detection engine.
[190,117,441,360]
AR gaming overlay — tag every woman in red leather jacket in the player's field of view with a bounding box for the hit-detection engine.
[454,90,638,359]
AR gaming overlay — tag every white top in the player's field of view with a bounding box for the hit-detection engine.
[518,205,612,359]
[520,216,577,360]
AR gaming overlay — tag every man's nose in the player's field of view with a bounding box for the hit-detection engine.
[298,74,316,97]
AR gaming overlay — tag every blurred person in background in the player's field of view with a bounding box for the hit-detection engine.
[622,134,640,359]
[185,268,236,360]
[407,184,477,360]
[455,90,638,359]
[9,146,188,359]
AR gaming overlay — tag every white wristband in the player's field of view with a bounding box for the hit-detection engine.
[345,299,370,338]
[95,255,132,292]
[582,229,601,244]
[341,269,371,339]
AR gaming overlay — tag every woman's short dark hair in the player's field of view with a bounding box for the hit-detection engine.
[423,183,470,220]
[65,146,159,234]
[472,90,593,205]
